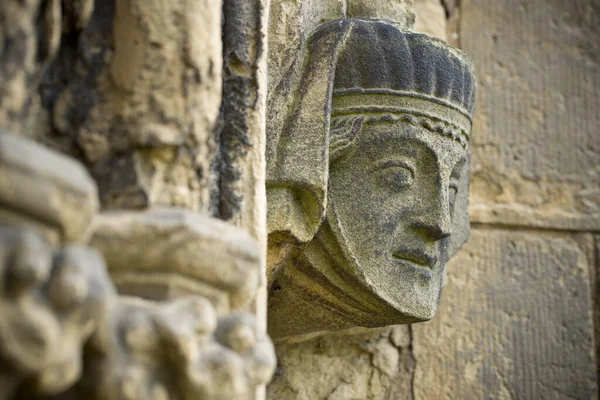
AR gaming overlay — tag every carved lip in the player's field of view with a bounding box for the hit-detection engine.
[392,250,437,270]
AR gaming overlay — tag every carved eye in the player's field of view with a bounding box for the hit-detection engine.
[378,164,414,190]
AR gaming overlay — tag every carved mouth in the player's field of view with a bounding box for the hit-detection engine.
[392,250,437,269]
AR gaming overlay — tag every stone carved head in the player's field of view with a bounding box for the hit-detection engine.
[267,19,476,338]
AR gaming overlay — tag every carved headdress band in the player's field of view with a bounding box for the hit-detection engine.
[267,18,476,245]
[331,89,472,148]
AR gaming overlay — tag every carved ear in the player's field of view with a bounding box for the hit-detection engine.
[448,154,471,258]
[329,117,364,162]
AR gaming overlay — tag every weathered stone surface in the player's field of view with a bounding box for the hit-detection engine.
[462,0,600,231]
[0,225,275,400]
[413,0,447,40]
[595,234,600,386]
[266,18,476,337]
[0,1,276,399]
[90,207,261,311]
[346,0,415,24]
[0,0,93,136]
[412,228,598,399]
[268,229,599,399]
[268,326,415,400]
[0,134,98,245]
[38,0,223,213]
[49,296,276,400]
[0,227,114,400]
[267,1,415,166]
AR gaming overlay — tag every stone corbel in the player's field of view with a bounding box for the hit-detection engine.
[0,134,275,400]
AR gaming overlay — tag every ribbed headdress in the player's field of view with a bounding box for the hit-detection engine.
[267,18,476,245]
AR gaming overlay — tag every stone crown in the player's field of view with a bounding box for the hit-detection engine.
[331,19,476,134]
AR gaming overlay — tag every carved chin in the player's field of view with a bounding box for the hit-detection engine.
[358,262,444,324]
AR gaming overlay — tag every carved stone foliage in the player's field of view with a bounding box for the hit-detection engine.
[266,18,477,338]
[0,135,276,400]
[0,227,113,400]
[60,297,274,400]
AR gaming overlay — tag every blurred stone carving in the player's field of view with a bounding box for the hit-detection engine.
[59,297,275,400]
[90,207,261,310]
[0,227,113,400]
[0,134,275,400]
[267,18,476,338]
[0,133,113,399]
[0,1,275,399]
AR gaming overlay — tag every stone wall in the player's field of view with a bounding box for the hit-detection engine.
[1,0,598,399]
[267,0,600,398]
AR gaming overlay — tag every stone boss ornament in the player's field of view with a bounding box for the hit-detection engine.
[266,19,476,338]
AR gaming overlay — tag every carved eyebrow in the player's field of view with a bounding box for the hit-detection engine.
[373,159,415,174]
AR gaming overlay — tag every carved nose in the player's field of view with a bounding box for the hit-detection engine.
[412,220,452,241]
[411,192,452,241]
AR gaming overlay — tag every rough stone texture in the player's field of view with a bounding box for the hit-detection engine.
[0,135,276,400]
[266,2,600,399]
[0,227,114,400]
[463,0,600,231]
[90,207,262,311]
[268,326,415,400]
[40,296,276,400]
[0,1,276,399]
[413,0,447,41]
[266,0,414,163]
[0,134,98,245]
[0,0,93,136]
[595,234,600,386]
[0,227,275,400]
[35,0,223,213]
[412,228,598,399]
[268,229,598,400]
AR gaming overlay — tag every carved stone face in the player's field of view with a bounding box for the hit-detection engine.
[327,120,466,320]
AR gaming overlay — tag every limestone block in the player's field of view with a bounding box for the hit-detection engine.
[413,0,447,41]
[412,229,598,399]
[0,134,98,245]
[461,0,600,231]
[90,207,261,311]
[267,326,414,400]
[40,0,223,212]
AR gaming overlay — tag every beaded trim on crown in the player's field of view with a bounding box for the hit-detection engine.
[331,89,473,149]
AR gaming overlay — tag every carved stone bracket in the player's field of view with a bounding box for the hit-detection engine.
[266,18,477,338]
